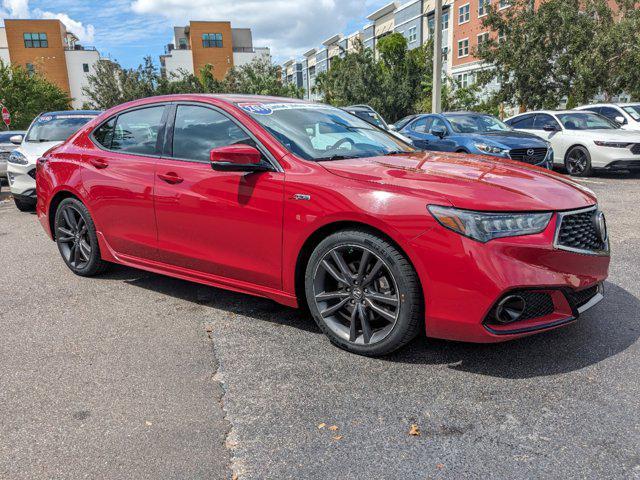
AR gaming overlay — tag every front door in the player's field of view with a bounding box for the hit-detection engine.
[153,103,285,289]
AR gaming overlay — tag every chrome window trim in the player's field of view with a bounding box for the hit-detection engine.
[553,205,610,256]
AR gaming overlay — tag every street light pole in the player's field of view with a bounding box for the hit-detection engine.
[432,0,443,113]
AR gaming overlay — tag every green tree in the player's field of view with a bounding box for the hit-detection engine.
[222,57,304,98]
[477,0,640,109]
[0,60,71,129]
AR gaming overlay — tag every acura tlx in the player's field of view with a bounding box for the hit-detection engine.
[35,95,610,356]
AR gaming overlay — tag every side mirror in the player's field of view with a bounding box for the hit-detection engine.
[614,115,626,125]
[210,144,270,172]
[10,135,23,145]
[542,124,558,132]
[430,126,447,138]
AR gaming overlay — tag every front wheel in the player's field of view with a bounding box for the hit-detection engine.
[305,229,423,356]
[54,198,108,276]
[565,146,593,177]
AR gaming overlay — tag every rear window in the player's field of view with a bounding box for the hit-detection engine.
[26,114,97,142]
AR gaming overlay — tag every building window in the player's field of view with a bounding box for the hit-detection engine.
[26,63,35,77]
[428,12,449,38]
[498,28,507,42]
[178,37,188,49]
[455,72,475,88]
[202,33,223,48]
[408,26,418,44]
[478,0,491,17]
[309,65,316,78]
[499,0,511,9]
[23,33,48,48]
[457,39,469,57]
[477,32,490,46]
[458,4,470,24]
[82,63,90,73]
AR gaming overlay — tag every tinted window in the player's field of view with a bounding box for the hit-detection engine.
[557,112,618,130]
[111,106,165,155]
[599,106,625,124]
[532,114,560,130]
[172,105,253,162]
[411,117,432,133]
[93,118,116,148]
[430,117,448,132]
[508,114,535,129]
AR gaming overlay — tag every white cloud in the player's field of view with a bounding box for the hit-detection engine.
[0,0,96,44]
[130,0,370,59]
[36,11,96,43]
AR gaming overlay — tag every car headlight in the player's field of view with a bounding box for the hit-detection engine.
[594,141,632,148]
[475,143,509,156]
[428,205,553,242]
[8,150,28,165]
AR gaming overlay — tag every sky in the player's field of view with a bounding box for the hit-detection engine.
[1,0,390,68]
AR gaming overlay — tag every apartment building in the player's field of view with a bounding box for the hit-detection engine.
[1,19,100,108]
[286,0,455,100]
[160,21,270,80]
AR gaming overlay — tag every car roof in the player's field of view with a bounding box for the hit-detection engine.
[40,110,102,116]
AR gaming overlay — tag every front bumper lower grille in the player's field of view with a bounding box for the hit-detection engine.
[27,168,36,179]
[631,143,640,155]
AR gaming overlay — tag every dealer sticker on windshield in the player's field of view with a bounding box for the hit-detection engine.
[237,102,335,115]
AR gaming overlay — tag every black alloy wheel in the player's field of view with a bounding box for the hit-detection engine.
[54,198,108,276]
[565,146,593,177]
[305,229,422,356]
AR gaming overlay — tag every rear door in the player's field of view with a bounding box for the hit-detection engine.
[405,116,433,149]
[153,102,285,289]
[84,104,168,259]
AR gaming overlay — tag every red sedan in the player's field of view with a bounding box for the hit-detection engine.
[35,95,610,356]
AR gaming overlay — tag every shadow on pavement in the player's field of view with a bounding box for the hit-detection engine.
[100,265,639,379]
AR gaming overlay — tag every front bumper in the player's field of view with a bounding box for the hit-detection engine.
[591,145,640,169]
[409,211,610,343]
[7,161,36,196]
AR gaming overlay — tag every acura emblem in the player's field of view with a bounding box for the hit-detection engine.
[527,148,535,156]
[594,211,608,243]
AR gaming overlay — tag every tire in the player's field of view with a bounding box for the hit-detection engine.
[305,229,422,356]
[14,196,35,212]
[54,198,108,276]
[565,146,593,177]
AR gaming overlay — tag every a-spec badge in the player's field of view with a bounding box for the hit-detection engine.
[292,194,311,201]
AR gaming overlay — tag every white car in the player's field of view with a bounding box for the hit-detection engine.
[0,130,26,183]
[7,111,100,211]
[575,103,640,131]
[505,110,640,176]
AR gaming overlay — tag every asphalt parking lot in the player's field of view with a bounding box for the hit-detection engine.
[1,171,639,480]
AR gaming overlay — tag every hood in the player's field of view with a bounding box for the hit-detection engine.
[17,141,62,163]
[468,130,548,149]
[320,151,596,212]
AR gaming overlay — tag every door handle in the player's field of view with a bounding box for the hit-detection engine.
[158,172,184,184]
[89,158,109,169]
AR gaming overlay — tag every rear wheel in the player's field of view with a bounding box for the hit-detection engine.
[305,229,422,356]
[54,198,108,276]
[565,146,593,177]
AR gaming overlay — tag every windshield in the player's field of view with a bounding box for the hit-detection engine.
[556,112,618,130]
[394,115,417,130]
[26,114,97,142]
[447,114,511,133]
[237,102,415,160]
[622,105,640,121]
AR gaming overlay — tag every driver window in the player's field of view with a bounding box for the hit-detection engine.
[173,105,254,162]
[430,117,448,133]
[532,114,560,130]
[411,117,432,133]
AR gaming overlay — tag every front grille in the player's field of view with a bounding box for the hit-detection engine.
[555,208,607,253]
[509,147,548,164]
[28,168,36,179]
[631,144,640,155]
[565,285,599,310]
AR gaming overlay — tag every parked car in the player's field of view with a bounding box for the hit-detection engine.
[36,95,609,356]
[342,105,413,144]
[506,110,640,176]
[575,103,640,131]
[390,114,419,132]
[7,110,101,211]
[0,130,26,183]
[398,112,553,168]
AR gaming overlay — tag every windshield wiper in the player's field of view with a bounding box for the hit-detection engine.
[316,154,363,161]
[384,150,413,155]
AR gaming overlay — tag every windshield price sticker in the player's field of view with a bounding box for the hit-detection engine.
[38,115,54,123]
[238,102,335,115]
